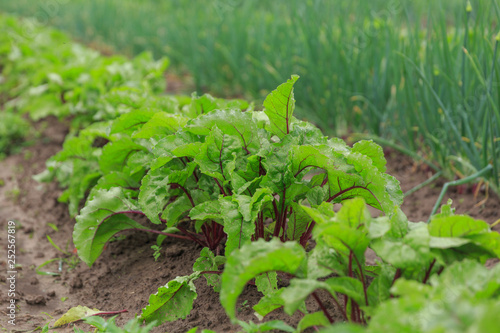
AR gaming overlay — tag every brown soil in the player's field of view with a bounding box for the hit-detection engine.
[0,117,498,333]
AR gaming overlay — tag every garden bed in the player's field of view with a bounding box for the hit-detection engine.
[1,115,498,332]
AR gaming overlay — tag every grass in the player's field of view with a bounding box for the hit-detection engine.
[0,0,498,192]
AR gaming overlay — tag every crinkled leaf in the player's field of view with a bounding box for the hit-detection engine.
[351,140,386,173]
[193,248,224,292]
[88,171,141,201]
[189,200,222,222]
[220,239,306,320]
[327,152,403,214]
[74,187,145,266]
[287,203,312,241]
[183,93,219,118]
[429,215,490,238]
[296,311,330,333]
[220,189,273,255]
[253,289,285,318]
[185,109,260,153]
[263,75,299,138]
[140,273,199,325]
[371,223,433,269]
[133,112,188,138]
[255,271,278,296]
[99,138,148,174]
[110,109,158,135]
[139,164,195,224]
[219,197,252,256]
[195,126,239,182]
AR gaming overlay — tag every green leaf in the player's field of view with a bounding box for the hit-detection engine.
[219,197,251,256]
[133,112,188,138]
[220,189,273,255]
[193,248,224,292]
[185,109,260,153]
[296,311,330,333]
[263,75,299,138]
[287,203,312,241]
[335,197,371,229]
[140,273,199,325]
[88,171,141,201]
[366,262,395,309]
[255,271,278,296]
[74,187,145,266]
[110,109,158,135]
[189,200,222,222]
[307,240,346,279]
[429,215,490,238]
[351,140,386,173]
[139,164,195,224]
[324,276,366,307]
[194,125,239,182]
[99,138,148,174]
[237,320,295,333]
[183,93,219,118]
[314,223,369,265]
[53,305,103,328]
[371,222,433,270]
[220,239,306,320]
[252,289,285,318]
[281,279,327,315]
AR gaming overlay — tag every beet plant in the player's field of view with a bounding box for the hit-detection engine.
[52,75,404,325]
[219,199,500,331]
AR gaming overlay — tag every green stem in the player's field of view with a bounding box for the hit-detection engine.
[405,171,443,197]
[428,164,493,221]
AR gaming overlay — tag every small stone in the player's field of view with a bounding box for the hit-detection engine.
[70,276,83,289]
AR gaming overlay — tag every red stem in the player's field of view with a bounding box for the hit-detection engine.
[423,259,436,284]
[176,225,206,247]
[199,270,223,275]
[312,292,334,324]
[390,268,403,298]
[170,183,195,207]
[214,178,227,196]
[91,309,128,317]
[130,228,192,241]
[299,220,315,247]
[329,293,347,321]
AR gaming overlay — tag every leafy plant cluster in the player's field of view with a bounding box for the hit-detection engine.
[0,13,168,156]
[218,199,500,332]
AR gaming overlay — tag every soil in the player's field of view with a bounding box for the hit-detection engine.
[0,115,499,333]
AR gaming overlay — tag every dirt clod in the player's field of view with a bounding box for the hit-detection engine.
[70,276,83,289]
[25,295,46,305]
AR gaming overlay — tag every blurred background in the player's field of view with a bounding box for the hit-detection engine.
[0,0,499,191]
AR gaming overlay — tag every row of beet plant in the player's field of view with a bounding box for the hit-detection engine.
[39,75,400,315]
[38,73,500,332]
[0,13,168,160]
